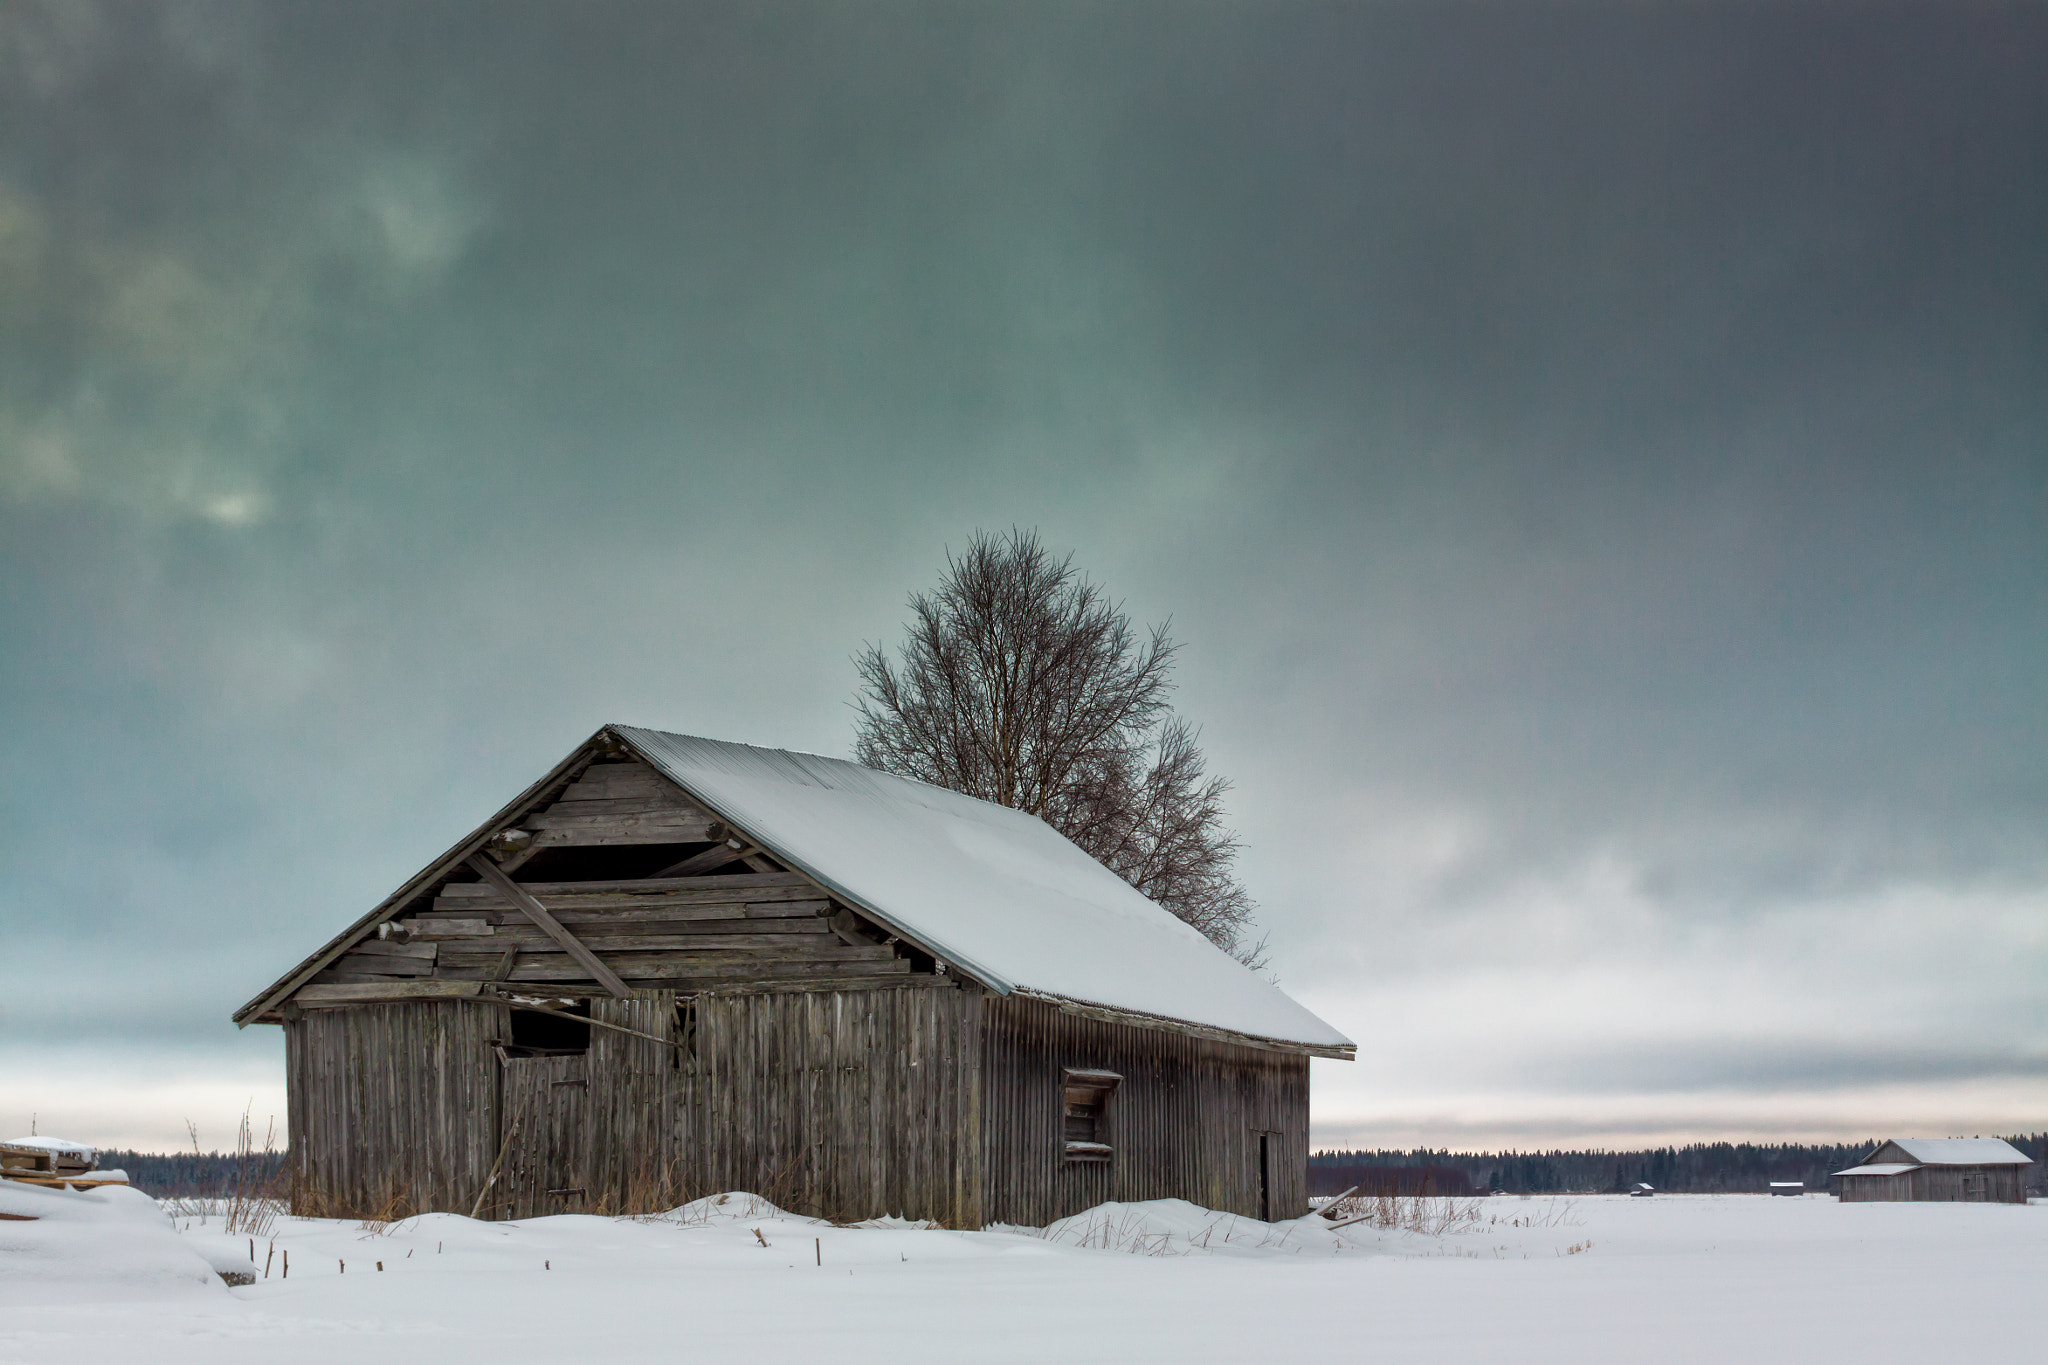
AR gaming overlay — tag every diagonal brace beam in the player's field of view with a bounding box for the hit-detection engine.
[653,839,753,879]
[466,853,632,997]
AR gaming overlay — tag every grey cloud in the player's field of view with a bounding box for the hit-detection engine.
[1482,1042,2048,1101]
[2,1,2042,1140]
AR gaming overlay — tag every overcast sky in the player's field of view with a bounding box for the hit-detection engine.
[3,1,2043,1154]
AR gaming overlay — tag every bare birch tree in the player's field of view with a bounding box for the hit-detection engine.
[853,529,1263,964]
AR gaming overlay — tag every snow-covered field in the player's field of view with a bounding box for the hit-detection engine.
[2,1180,2039,1364]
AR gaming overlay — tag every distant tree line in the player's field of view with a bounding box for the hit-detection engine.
[1312,1134,2048,1196]
[97,1149,287,1199]
[103,1133,2048,1200]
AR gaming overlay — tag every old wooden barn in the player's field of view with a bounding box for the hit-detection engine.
[236,725,1354,1227]
[1833,1139,2034,1203]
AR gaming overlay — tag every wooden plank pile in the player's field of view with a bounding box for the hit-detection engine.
[1,1139,129,1190]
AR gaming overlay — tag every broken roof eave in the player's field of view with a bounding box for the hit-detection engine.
[231,728,618,1026]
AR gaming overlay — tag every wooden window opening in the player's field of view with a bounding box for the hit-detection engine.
[1062,1069,1121,1164]
[505,1000,591,1056]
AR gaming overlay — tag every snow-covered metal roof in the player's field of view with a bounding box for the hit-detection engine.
[1833,1163,1921,1178]
[1883,1138,2032,1166]
[616,726,1354,1056]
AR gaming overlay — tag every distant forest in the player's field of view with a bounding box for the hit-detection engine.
[98,1150,287,1199]
[97,1135,2048,1200]
[1312,1134,2048,1196]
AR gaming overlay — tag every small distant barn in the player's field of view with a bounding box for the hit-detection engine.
[1833,1139,2033,1204]
[236,725,1354,1227]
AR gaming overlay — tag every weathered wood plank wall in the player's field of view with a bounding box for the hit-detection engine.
[289,984,986,1225]
[1837,1166,2029,1203]
[285,1001,497,1216]
[686,983,982,1226]
[978,995,1309,1227]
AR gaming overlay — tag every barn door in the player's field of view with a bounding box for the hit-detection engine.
[499,1054,591,1218]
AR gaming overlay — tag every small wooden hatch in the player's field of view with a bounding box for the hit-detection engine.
[1062,1069,1121,1163]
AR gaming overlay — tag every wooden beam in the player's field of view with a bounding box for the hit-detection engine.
[443,933,849,956]
[1316,1185,1360,1218]
[529,819,717,849]
[435,871,814,898]
[469,1120,520,1220]
[440,940,899,965]
[403,918,495,940]
[428,888,827,916]
[461,955,913,984]
[297,981,484,1005]
[450,914,832,935]
[652,840,751,878]
[319,955,434,978]
[465,854,632,998]
[352,939,437,960]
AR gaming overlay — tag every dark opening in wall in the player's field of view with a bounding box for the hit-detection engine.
[672,1000,697,1071]
[506,1002,590,1056]
[1062,1069,1120,1164]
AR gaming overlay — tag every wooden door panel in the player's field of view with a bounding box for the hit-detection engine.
[499,1054,590,1218]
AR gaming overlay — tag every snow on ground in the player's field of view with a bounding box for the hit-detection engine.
[0,1179,221,1305]
[0,1189,2039,1364]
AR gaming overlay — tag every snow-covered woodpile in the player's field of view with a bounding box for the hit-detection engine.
[0,1139,128,1191]
[237,725,1352,1227]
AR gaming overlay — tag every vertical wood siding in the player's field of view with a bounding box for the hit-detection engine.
[978,995,1309,1227]
[685,984,983,1226]
[287,984,985,1226]
[286,988,1312,1228]
[285,1001,498,1215]
[1837,1166,2029,1203]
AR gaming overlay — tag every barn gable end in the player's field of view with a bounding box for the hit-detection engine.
[240,739,954,1024]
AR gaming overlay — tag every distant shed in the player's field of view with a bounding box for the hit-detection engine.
[1833,1139,2032,1204]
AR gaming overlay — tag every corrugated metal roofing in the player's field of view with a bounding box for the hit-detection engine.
[617,726,1353,1054]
